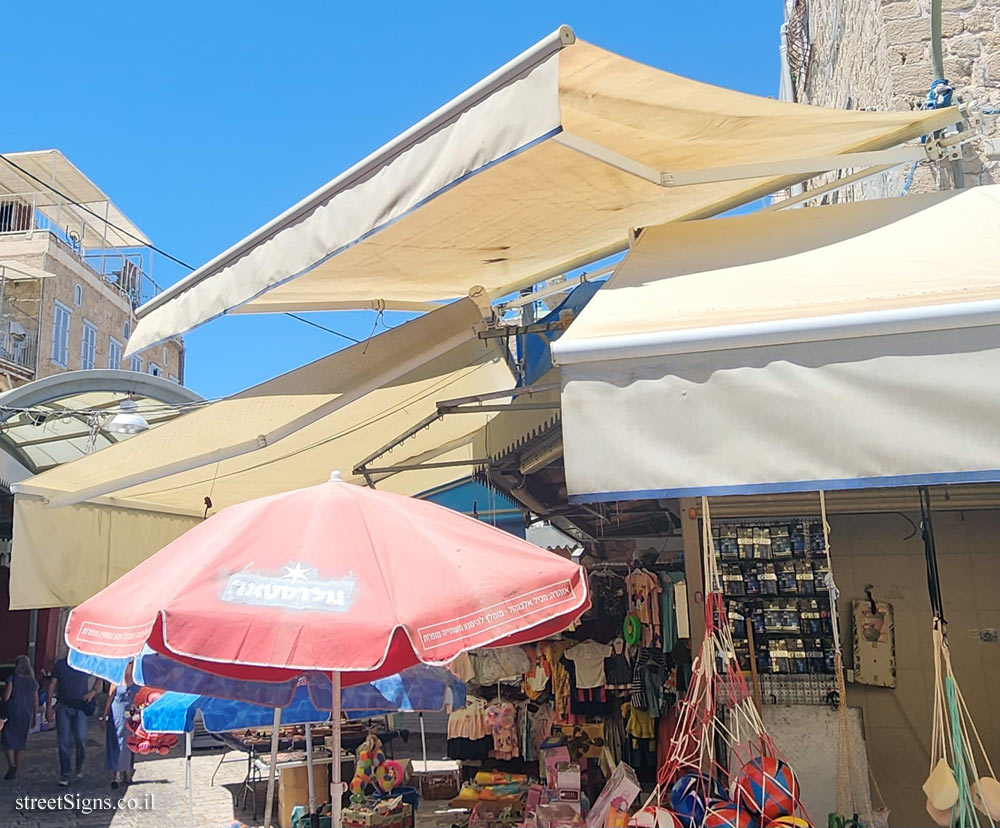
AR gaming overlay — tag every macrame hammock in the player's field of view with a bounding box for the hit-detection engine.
[920,488,1000,828]
[639,495,888,828]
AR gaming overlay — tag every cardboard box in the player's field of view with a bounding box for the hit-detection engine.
[342,802,412,828]
[556,762,581,791]
[536,802,586,827]
[586,762,640,828]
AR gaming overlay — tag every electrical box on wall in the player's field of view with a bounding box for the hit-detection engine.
[852,600,896,688]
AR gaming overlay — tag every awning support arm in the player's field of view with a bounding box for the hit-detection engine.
[554,123,975,188]
[353,382,560,477]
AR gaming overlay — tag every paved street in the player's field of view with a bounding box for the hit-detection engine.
[2,725,258,827]
[1,725,465,827]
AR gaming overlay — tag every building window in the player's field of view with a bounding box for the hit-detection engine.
[147,363,162,378]
[124,321,131,340]
[168,374,179,384]
[81,320,97,370]
[108,337,123,369]
[163,346,169,364]
[73,285,83,306]
[130,355,142,373]
[51,301,71,366]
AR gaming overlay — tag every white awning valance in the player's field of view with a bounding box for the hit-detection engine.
[552,186,1000,501]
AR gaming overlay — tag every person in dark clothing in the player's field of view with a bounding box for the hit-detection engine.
[46,657,96,786]
[3,656,39,780]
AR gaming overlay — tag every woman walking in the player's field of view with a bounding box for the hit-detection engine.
[2,655,39,780]
[101,662,138,789]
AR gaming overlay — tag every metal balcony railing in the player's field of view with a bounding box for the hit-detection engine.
[0,192,161,309]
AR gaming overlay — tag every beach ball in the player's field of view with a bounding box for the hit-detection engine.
[705,801,758,828]
[764,817,812,828]
[736,757,800,822]
[669,774,723,827]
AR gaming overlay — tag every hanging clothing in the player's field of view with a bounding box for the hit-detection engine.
[626,569,663,647]
[447,698,487,741]
[588,570,628,619]
[542,641,575,721]
[564,640,612,689]
[604,638,631,691]
[470,647,531,685]
[531,703,557,753]
[630,648,672,715]
[658,571,686,653]
[485,701,519,760]
[522,645,550,700]
[448,652,476,683]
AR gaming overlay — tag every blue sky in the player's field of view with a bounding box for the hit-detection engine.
[2,1,784,398]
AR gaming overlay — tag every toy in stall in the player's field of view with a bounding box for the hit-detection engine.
[703,801,759,828]
[349,732,392,802]
[764,817,813,828]
[735,757,800,823]
[586,761,641,828]
[376,760,404,793]
[126,687,178,755]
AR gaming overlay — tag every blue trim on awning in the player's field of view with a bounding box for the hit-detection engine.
[568,469,1000,503]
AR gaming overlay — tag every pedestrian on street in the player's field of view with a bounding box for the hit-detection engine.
[101,661,137,789]
[2,655,39,780]
[46,656,96,786]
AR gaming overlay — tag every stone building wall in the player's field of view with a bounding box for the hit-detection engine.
[790,0,1000,199]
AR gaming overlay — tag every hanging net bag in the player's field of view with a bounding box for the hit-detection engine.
[921,489,999,828]
[634,497,812,828]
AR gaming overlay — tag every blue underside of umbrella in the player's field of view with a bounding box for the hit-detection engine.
[68,646,465,733]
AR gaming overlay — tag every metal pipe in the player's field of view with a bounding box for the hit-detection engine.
[931,0,944,81]
[264,707,282,828]
[331,672,343,828]
[305,723,317,828]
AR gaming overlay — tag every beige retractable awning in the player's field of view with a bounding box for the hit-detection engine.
[551,186,1000,502]
[10,298,515,608]
[125,26,959,355]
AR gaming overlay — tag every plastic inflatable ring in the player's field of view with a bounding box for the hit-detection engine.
[624,613,642,645]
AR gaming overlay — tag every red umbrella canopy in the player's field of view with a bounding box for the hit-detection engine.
[66,475,589,685]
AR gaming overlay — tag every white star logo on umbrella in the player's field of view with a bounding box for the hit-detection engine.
[283,562,311,583]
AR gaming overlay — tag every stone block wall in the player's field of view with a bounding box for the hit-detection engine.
[793,0,1000,199]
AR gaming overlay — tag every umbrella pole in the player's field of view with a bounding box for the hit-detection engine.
[186,731,194,828]
[264,706,282,828]
[305,722,318,828]
[332,671,343,828]
[419,711,428,771]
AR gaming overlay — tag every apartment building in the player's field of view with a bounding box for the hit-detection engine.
[0,150,184,390]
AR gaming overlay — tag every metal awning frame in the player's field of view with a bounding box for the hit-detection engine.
[353,382,561,484]
[553,112,976,189]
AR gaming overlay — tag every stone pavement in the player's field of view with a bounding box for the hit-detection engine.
[1,725,466,828]
[2,724,257,827]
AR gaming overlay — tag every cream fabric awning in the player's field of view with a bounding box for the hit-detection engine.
[552,186,1000,501]
[10,298,514,608]
[125,26,958,355]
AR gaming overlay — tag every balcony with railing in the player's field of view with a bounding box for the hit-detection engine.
[0,150,162,310]
[0,262,42,378]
